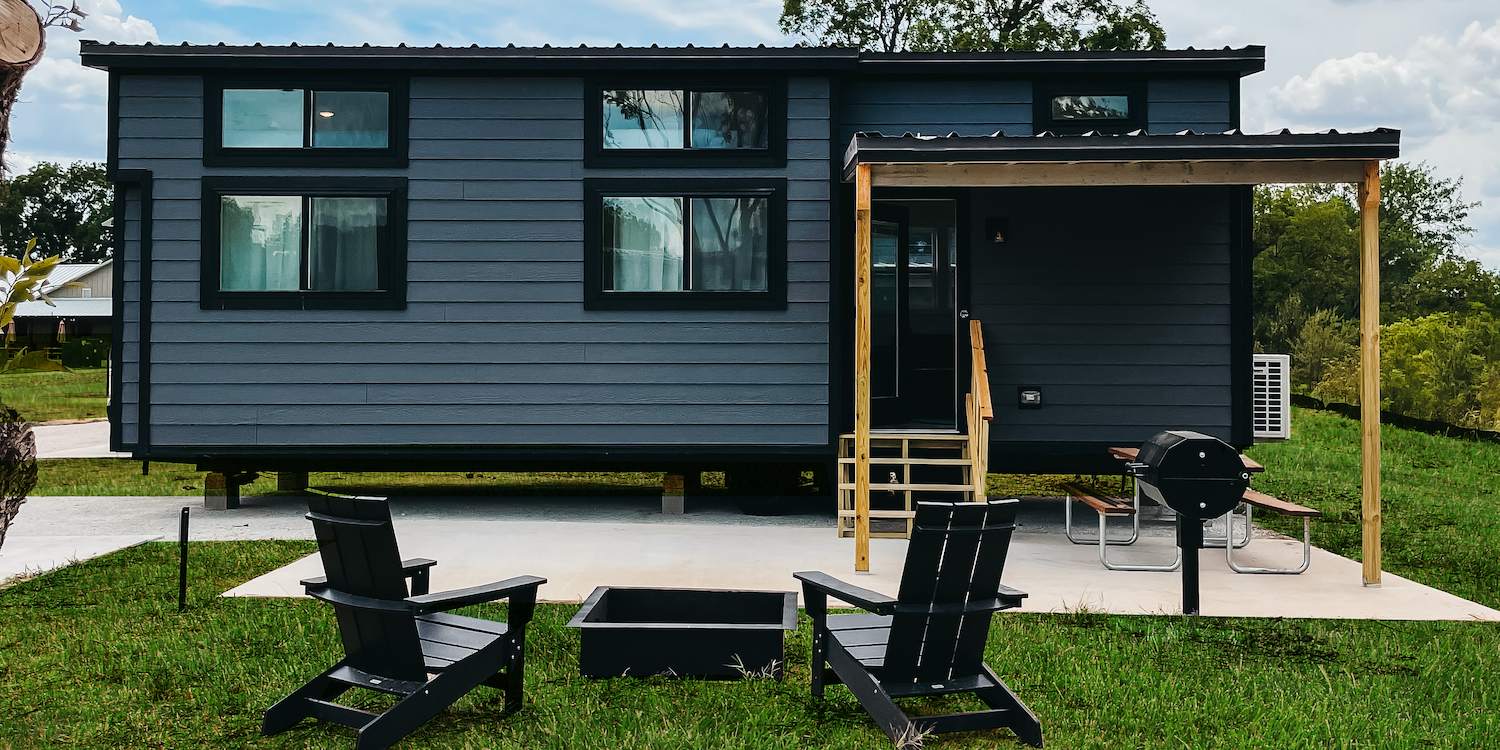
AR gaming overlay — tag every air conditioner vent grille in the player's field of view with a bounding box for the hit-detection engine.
[1253,354,1291,440]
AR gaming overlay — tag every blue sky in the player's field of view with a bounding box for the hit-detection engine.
[12,0,1500,266]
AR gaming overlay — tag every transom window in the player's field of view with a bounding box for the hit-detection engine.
[1036,82,1144,135]
[201,178,407,310]
[586,80,786,167]
[206,78,407,167]
[602,89,769,150]
[1050,94,1130,122]
[584,179,786,310]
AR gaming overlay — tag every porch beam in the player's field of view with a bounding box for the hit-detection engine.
[1359,160,1382,586]
[865,159,1370,188]
[853,163,873,573]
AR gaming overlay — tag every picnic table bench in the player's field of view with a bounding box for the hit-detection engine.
[1058,448,1319,574]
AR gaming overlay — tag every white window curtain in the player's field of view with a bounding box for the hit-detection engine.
[605,196,683,291]
[310,197,383,291]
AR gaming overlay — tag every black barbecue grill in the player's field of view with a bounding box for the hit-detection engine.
[1126,431,1251,615]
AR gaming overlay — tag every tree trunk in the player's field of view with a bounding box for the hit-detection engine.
[0,0,46,175]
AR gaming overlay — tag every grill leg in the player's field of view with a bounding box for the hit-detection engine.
[1098,512,1181,572]
[1228,515,1311,575]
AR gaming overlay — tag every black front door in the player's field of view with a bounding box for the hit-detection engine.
[870,199,960,429]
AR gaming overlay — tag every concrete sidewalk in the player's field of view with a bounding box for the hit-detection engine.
[6,492,1497,621]
[32,420,128,459]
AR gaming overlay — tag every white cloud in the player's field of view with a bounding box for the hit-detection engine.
[1262,19,1500,268]
[8,0,158,174]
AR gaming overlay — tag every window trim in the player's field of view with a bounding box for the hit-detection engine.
[583,178,787,310]
[584,78,787,168]
[204,74,409,168]
[1033,79,1147,135]
[200,176,408,310]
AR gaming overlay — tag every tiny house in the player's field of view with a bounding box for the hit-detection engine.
[82,42,1398,504]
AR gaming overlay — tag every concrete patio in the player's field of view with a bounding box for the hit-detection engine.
[7,491,1496,621]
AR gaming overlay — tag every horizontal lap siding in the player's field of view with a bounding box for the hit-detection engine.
[1148,78,1233,133]
[116,74,831,449]
[969,187,1234,445]
[839,80,1032,141]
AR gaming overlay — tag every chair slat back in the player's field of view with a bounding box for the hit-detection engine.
[305,492,426,680]
[882,499,1019,683]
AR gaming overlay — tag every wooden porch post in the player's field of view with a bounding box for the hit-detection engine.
[1359,160,1382,586]
[853,163,873,572]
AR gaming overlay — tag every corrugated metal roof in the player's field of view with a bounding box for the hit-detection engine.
[12,298,112,319]
[843,128,1402,174]
[79,41,1265,75]
[36,261,111,295]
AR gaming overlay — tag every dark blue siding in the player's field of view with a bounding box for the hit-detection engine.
[968,187,1234,446]
[115,74,831,449]
[839,80,1032,141]
[1148,78,1234,133]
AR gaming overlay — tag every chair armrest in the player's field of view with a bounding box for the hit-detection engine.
[299,557,438,590]
[406,575,547,614]
[305,585,412,614]
[794,571,896,615]
[997,583,1027,603]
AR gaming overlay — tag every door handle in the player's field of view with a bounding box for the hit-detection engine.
[959,309,970,320]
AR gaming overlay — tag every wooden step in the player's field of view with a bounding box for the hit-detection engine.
[837,509,917,519]
[838,482,974,493]
[840,432,967,442]
[837,457,972,466]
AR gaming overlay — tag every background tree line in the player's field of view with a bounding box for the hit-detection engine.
[0,161,111,263]
[1254,162,1500,430]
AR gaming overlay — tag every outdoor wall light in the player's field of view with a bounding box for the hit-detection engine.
[986,217,1010,245]
[318,110,336,118]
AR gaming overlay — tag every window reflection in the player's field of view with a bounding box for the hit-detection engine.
[602,90,685,149]
[691,91,768,149]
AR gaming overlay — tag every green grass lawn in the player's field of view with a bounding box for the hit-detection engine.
[0,541,1496,749]
[5,408,1500,747]
[31,460,700,498]
[32,459,1073,499]
[0,367,107,423]
[1248,407,1500,609]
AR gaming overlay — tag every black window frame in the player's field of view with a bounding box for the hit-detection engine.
[204,74,409,168]
[1034,79,1147,135]
[583,178,787,310]
[200,176,408,310]
[585,78,787,168]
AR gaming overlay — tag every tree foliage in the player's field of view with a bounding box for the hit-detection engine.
[1254,162,1496,332]
[780,0,1165,52]
[0,161,112,263]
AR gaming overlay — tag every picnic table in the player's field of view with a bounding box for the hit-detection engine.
[1058,446,1318,574]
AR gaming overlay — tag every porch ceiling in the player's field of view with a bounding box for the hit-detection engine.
[843,128,1402,187]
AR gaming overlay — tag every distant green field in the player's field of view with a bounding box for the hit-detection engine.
[0,367,107,423]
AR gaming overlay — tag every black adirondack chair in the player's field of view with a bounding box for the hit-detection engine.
[263,491,546,750]
[795,498,1042,747]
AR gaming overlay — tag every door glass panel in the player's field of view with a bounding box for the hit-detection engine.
[872,220,900,400]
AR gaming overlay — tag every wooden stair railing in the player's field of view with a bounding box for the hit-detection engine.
[967,319,994,502]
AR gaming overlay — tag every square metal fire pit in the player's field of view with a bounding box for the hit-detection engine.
[567,586,798,679]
